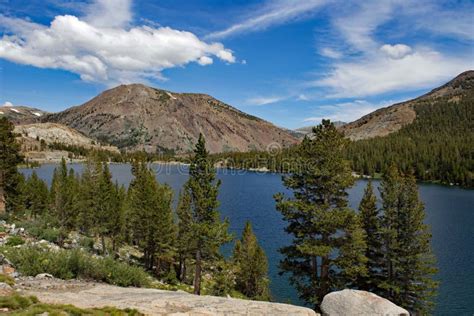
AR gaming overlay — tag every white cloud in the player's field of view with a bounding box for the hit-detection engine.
[316,47,473,98]
[85,0,132,28]
[303,100,392,123]
[207,0,328,39]
[246,96,285,106]
[380,44,412,59]
[0,1,235,84]
[311,0,474,98]
[2,101,13,107]
[198,56,213,66]
[320,47,343,59]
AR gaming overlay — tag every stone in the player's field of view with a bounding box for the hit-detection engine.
[1,264,16,276]
[320,289,409,316]
[36,273,54,279]
[19,278,318,316]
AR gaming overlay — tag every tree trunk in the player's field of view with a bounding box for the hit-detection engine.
[101,235,106,255]
[194,249,202,295]
[0,172,5,214]
[179,255,187,282]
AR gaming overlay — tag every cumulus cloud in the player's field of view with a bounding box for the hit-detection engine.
[303,99,393,123]
[207,0,328,39]
[380,44,412,59]
[2,101,13,107]
[0,0,235,84]
[246,96,285,106]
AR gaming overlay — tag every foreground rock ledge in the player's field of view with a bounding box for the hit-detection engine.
[321,289,409,316]
[16,278,316,316]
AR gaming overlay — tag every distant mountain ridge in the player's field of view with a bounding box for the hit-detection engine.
[341,70,474,140]
[0,106,47,124]
[42,84,298,154]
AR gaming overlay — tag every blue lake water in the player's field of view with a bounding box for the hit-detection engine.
[20,163,474,315]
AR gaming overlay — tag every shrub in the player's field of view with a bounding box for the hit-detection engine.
[2,246,151,287]
[0,294,38,310]
[0,293,142,315]
[79,236,95,250]
[6,236,25,247]
[0,273,15,286]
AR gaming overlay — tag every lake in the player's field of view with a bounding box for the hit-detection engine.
[20,163,474,315]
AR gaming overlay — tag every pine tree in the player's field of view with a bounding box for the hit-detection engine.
[380,169,438,313]
[127,160,176,277]
[275,120,367,310]
[185,133,231,295]
[51,158,77,238]
[0,117,23,214]
[110,183,126,252]
[379,165,402,299]
[358,181,384,292]
[24,171,49,219]
[95,163,117,254]
[77,155,102,233]
[233,221,270,300]
[176,189,193,283]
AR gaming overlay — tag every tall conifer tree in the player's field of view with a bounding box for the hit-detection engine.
[24,171,49,219]
[0,117,23,214]
[128,160,176,277]
[358,181,384,292]
[176,190,193,282]
[233,221,270,300]
[379,168,438,313]
[185,133,231,295]
[275,120,367,310]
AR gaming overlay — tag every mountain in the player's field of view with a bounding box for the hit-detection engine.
[14,123,119,152]
[296,121,346,135]
[341,70,474,140]
[0,106,47,124]
[345,70,474,186]
[43,84,298,154]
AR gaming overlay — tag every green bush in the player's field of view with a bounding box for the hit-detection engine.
[0,293,142,315]
[2,246,151,287]
[79,236,95,250]
[0,294,38,310]
[0,273,15,286]
[6,236,25,247]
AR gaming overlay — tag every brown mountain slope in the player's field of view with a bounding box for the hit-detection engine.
[341,70,474,140]
[0,106,48,124]
[43,84,298,154]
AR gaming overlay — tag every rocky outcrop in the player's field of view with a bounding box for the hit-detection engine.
[16,277,317,316]
[320,289,409,316]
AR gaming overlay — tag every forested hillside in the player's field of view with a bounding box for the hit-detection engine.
[346,90,473,187]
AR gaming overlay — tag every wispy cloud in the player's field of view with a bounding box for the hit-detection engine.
[246,96,285,106]
[207,0,328,39]
[316,46,473,98]
[0,0,235,85]
[313,0,474,98]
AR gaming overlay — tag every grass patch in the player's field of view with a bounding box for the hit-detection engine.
[5,236,25,247]
[1,246,151,287]
[0,273,15,286]
[0,293,143,315]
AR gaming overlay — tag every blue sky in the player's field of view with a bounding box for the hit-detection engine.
[0,0,473,129]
